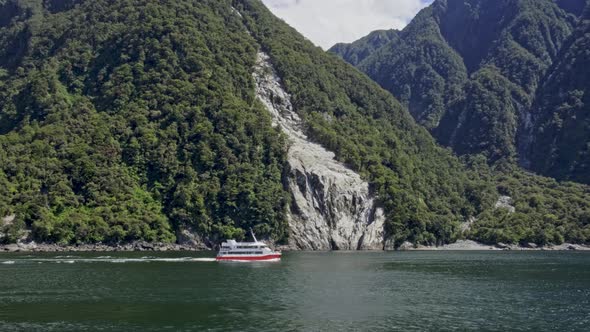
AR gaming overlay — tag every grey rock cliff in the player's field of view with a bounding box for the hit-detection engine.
[495,195,516,213]
[2,215,15,225]
[253,52,385,250]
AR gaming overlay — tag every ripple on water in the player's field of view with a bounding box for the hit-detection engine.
[0,251,587,331]
[54,255,79,259]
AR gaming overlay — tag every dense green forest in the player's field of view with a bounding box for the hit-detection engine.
[527,7,590,184]
[465,159,590,245]
[0,0,290,244]
[330,29,399,66]
[330,0,590,185]
[0,0,589,247]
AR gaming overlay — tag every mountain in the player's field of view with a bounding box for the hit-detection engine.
[329,29,399,66]
[0,0,474,248]
[330,0,589,184]
[525,7,590,184]
[0,0,294,246]
[0,0,589,248]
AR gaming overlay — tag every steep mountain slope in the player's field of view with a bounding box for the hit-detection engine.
[0,0,589,248]
[0,0,491,248]
[241,0,590,246]
[330,0,587,173]
[525,8,590,184]
[329,29,399,66]
[0,0,291,245]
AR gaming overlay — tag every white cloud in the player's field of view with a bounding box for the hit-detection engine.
[262,0,432,49]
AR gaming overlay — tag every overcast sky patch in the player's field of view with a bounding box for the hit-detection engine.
[262,0,433,49]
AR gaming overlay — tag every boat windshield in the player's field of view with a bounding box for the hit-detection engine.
[224,251,264,255]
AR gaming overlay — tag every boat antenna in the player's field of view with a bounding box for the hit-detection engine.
[250,227,258,243]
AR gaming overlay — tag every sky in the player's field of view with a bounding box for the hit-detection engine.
[262,0,433,49]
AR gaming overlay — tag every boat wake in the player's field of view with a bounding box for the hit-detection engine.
[0,257,217,264]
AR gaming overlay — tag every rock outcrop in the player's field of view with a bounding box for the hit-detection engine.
[2,214,15,225]
[253,52,385,250]
[0,241,208,252]
[175,227,210,250]
[494,196,516,213]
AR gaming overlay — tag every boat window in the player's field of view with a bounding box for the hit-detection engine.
[223,250,268,255]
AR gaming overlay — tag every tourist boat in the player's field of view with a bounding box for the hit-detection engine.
[216,229,281,262]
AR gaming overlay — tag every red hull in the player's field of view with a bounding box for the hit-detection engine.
[216,254,281,261]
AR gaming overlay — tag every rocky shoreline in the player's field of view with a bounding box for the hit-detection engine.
[397,240,590,251]
[0,241,211,253]
[1,239,589,252]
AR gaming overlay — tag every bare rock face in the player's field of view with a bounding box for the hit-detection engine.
[396,241,415,251]
[253,52,385,250]
[495,196,516,213]
[176,227,209,250]
[2,214,15,225]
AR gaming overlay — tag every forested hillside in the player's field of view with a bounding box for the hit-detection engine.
[329,29,399,66]
[526,7,590,184]
[0,0,290,244]
[0,0,588,247]
[330,0,590,184]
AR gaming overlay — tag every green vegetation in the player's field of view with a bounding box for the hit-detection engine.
[0,0,588,247]
[330,0,589,181]
[238,0,497,247]
[527,8,590,184]
[239,0,590,246]
[328,0,590,245]
[330,29,399,66]
[0,0,289,244]
[466,159,590,245]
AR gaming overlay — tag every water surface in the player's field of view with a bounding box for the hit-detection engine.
[0,251,588,331]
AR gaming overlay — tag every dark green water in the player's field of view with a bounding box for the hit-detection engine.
[0,251,588,331]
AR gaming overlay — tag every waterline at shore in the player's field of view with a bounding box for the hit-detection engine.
[1,239,588,252]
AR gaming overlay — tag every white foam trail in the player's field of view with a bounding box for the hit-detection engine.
[0,257,217,264]
[146,257,216,262]
[189,258,217,262]
[105,257,217,263]
[56,260,75,264]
